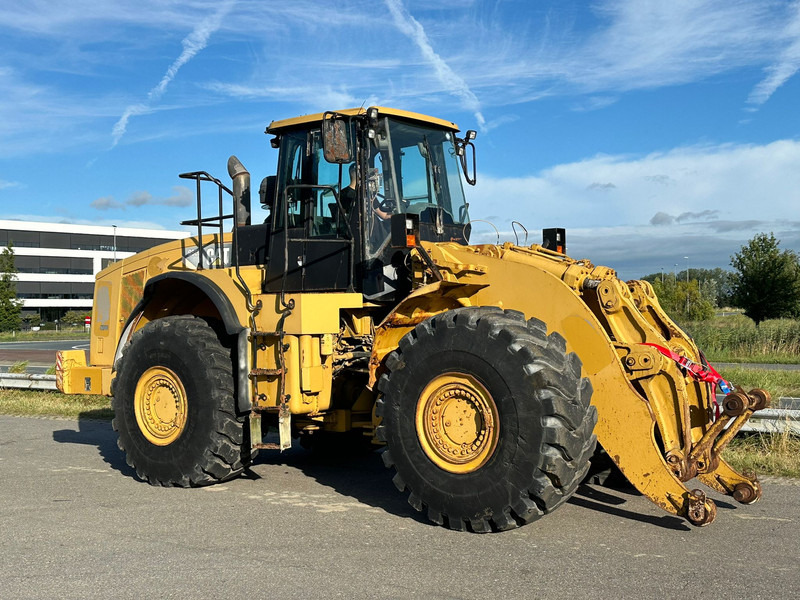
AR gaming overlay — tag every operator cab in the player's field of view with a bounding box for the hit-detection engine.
[261,107,476,301]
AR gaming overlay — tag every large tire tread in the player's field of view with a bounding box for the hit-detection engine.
[378,307,597,532]
[112,315,251,488]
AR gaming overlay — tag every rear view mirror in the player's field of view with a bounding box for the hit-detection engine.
[322,112,353,163]
[455,130,477,186]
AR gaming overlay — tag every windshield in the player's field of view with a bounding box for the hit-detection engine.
[365,118,470,257]
[275,117,470,258]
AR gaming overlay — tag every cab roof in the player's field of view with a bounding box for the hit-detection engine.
[266,106,460,134]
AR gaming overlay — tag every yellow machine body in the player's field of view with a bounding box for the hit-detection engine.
[56,106,768,528]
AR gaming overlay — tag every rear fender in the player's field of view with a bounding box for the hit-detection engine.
[113,272,252,413]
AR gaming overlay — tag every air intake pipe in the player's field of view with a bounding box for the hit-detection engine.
[227,155,251,227]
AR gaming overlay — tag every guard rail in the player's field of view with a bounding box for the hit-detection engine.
[0,374,798,435]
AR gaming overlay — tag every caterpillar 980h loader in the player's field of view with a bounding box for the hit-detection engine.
[57,107,769,532]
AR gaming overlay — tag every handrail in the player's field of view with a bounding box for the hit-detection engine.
[179,171,234,270]
[178,170,254,312]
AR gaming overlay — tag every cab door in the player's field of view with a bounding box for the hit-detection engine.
[265,129,354,293]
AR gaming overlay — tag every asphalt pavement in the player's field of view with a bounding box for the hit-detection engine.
[0,340,88,374]
[0,414,798,599]
[0,340,89,351]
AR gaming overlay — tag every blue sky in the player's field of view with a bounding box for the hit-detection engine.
[1,0,799,280]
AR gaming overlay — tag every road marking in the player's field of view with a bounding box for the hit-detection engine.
[735,514,792,522]
[243,489,383,514]
[44,466,112,474]
[211,485,383,515]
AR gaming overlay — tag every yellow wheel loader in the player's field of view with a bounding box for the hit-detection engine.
[57,107,769,531]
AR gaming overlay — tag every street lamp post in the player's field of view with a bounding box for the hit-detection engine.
[113,225,117,261]
[684,256,690,314]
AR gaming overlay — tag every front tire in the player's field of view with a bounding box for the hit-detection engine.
[376,307,596,532]
[112,315,251,486]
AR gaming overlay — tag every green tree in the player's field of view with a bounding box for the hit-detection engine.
[61,310,91,327]
[651,278,715,322]
[20,311,40,330]
[681,280,716,321]
[0,244,22,332]
[730,233,800,325]
[642,267,733,308]
[689,267,734,307]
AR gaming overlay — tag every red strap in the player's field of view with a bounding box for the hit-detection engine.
[640,342,732,395]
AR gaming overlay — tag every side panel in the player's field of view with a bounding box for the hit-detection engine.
[251,292,363,415]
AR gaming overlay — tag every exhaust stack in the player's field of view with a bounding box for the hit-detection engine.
[227,155,251,227]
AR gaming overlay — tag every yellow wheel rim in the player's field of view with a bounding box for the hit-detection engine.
[415,373,499,474]
[134,366,188,446]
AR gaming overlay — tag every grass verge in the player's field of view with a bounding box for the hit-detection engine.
[8,361,29,374]
[687,316,800,364]
[0,389,112,420]
[0,330,90,342]
[723,431,800,479]
[716,366,800,399]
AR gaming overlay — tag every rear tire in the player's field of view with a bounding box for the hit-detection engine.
[112,315,251,486]
[376,307,596,532]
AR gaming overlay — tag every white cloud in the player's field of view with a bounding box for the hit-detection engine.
[467,139,800,232]
[574,1,775,88]
[467,218,800,281]
[243,0,785,115]
[466,139,800,277]
[90,196,124,210]
[161,186,194,207]
[0,178,20,190]
[383,0,486,130]
[203,81,379,112]
[571,96,619,112]
[0,213,176,230]
[366,0,795,112]
[0,66,125,157]
[0,1,185,36]
[747,1,800,105]
[2,0,799,155]
[111,104,149,147]
[111,1,235,146]
[126,191,153,207]
[124,186,193,208]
